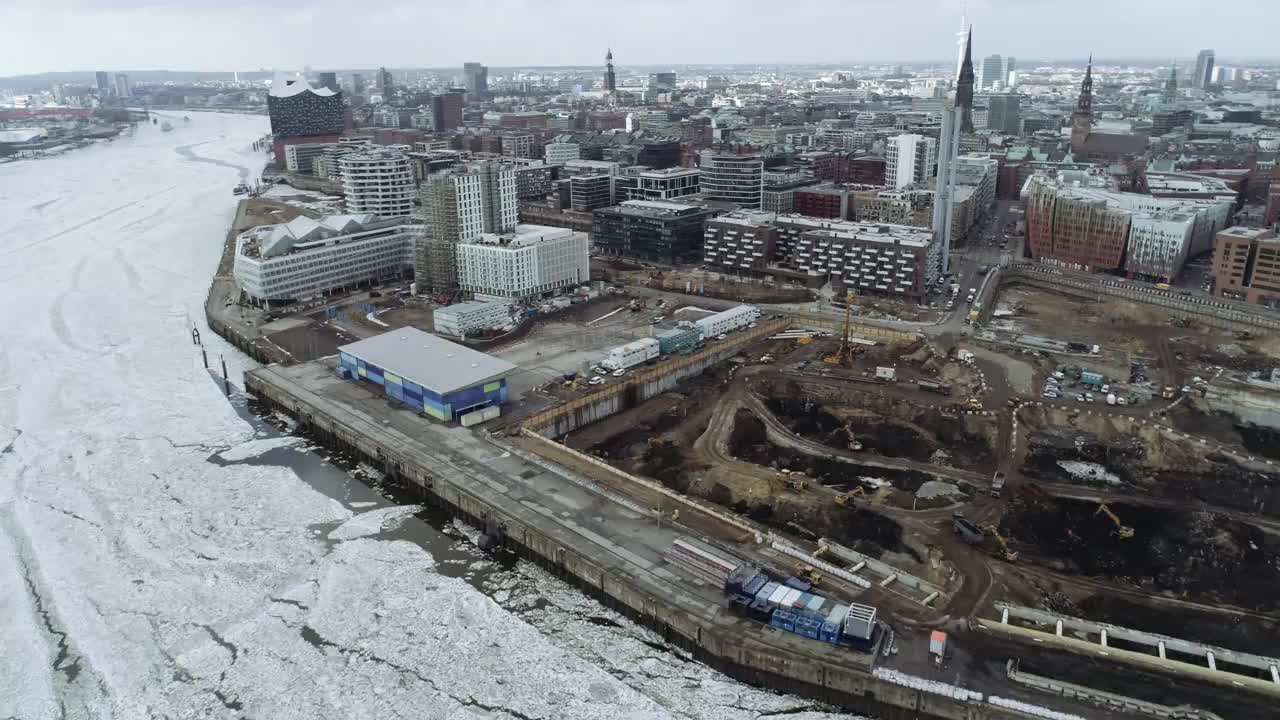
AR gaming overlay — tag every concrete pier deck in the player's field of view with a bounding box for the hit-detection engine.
[245,358,1141,720]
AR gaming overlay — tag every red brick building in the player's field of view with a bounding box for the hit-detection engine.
[793,185,851,219]
[1024,180,1131,272]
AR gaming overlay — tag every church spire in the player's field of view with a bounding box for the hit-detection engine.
[1163,61,1178,103]
[1076,54,1094,115]
[956,26,975,131]
[604,48,617,93]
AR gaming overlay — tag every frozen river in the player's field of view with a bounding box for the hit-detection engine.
[0,114,861,719]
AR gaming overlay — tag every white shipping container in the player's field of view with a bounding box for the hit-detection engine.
[875,366,896,380]
[767,584,790,607]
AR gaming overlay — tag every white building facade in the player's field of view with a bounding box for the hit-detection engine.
[433,299,512,338]
[340,150,416,217]
[886,134,937,189]
[232,215,414,304]
[456,225,590,300]
[544,142,581,164]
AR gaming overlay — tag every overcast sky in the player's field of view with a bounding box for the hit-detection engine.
[2,0,1277,76]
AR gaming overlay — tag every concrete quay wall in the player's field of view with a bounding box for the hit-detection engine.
[245,368,1032,720]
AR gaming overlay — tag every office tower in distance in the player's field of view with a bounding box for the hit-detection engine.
[317,72,339,93]
[648,72,677,94]
[432,90,465,132]
[113,73,130,99]
[886,134,937,189]
[985,93,1021,134]
[1193,49,1215,89]
[378,67,394,97]
[464,62,488,96]
[980,54,1003,89]
[417,162,518,294]
[95,71,111,95]
[352,73,367,95]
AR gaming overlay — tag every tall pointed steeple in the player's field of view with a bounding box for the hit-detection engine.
[604,48,617,93]
[1076,54,1094,115]
[1163,61,1178,104]
[956,26,975,132]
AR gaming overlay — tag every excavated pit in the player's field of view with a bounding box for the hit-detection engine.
[1000,493,1280,611]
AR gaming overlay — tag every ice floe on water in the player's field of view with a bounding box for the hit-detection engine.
[327,505,422,541]
[213,435,304,462]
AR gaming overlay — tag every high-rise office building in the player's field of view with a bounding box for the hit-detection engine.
[378,67,394,97]
[113,73,130,99]
[648,72,677,94]
[317,72,339,93]
[984,93,1021,134]
[698,151,764,208]
[980,54,1003,89]
[885,134,937,189]
[1193,49,1215,90]
[463,62,488,96]
[416,162,518,294]
[432,91,464,132]
[339,150,416,218]
[95,71,111,95]
[352,73,367,95]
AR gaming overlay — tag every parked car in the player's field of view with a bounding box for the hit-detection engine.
[589,376,605,386]
[716,334,727,341]
[612,369,627,378]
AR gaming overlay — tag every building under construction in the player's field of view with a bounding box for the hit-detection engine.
[416,161,519,296]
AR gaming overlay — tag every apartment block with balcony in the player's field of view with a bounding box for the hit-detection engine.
[339,150,416,218]
[456,224,590,300]
[785,218,937,299]
[702,212,778,274]
[591,200,719,264]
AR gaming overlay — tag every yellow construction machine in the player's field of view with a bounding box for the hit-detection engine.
[799,565,823,587]
[834,486,865,506]
[981,523,1019,562]
[1095,503,1135,539]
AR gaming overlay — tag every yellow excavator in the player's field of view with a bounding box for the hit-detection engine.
[981,523,1019,562]
[1095,503,1135,539]
[834,486,865,506]
[823,292,859,367]
[799,565,823,587]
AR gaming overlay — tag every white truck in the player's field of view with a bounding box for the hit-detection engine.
[601,338,660,371]
[875,366,897,381]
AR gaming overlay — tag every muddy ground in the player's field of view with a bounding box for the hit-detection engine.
[763,379,997,470]
[1020,405,1280,517]
[1000,492,1280,611]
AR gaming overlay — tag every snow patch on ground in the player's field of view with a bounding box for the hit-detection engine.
[1057,460,1122,485]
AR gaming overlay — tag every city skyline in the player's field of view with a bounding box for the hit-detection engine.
[3,0,1279,76]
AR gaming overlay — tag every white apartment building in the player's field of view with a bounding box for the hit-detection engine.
[626,110,672,131]
[340,150,416,217]
[699,151,764,208]
[502,134,537,159]
[417,162,519,292]
[433,299,513,338]
[456,224,590,300]
[232,215,414,305]
[885,134,937,189]
[544,142,581,164]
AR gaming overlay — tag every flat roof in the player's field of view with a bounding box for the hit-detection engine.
[339,327,517,396]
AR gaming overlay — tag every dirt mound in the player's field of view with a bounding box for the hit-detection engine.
[1001,495,1280,610]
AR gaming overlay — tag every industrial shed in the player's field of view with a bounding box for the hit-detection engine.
[338,327,516,422]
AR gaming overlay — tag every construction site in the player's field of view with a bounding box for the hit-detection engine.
[495,272,1280,719]
[237,258,1280,719]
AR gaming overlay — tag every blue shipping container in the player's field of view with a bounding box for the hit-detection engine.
[784,577,812,592]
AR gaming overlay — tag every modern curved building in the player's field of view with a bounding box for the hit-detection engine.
[699,150,764,208]
[339,150,416,218]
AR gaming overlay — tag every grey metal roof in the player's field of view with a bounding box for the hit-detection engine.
[339,327,516,396]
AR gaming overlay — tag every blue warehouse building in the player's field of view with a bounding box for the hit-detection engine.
[338,327,516,422]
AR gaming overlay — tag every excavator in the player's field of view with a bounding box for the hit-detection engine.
[1095,503,1135,539]
[823,292,860,367]
[834,486,865,506]
[981,523,1019,562]
[773,471,809,493]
